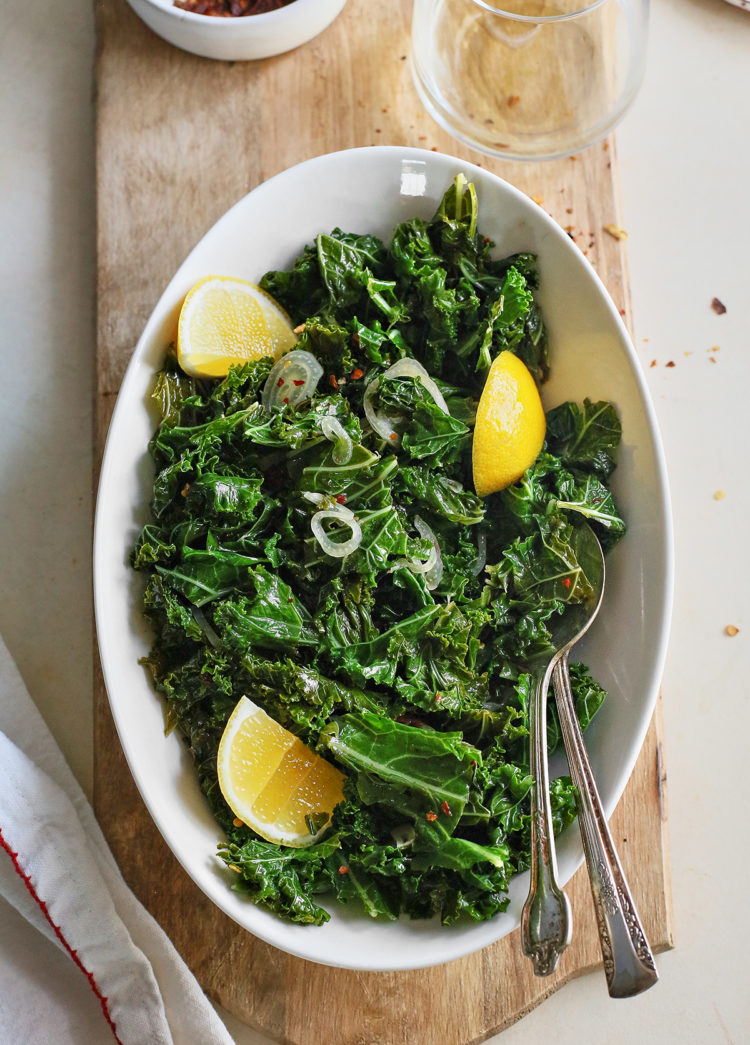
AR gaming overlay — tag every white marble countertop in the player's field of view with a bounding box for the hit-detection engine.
[2,0,748,1040]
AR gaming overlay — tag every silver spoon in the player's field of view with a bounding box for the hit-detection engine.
[549,526,658,995]
[549,522,658,996]
[521,654,572,976]
[521,522,607,975]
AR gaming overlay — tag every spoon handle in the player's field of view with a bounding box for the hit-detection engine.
[553,654,659,997]
[521,669,572,976]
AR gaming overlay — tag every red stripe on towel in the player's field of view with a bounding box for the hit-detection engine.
[0,826,124,1044]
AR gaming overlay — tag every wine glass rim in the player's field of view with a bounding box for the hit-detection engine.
[468,0,611,23]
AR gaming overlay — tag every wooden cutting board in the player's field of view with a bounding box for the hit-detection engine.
[94,1,674,1041]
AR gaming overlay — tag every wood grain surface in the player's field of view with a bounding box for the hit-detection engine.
[94,1,673,1041]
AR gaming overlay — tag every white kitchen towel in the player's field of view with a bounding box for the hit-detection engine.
[0,634,235,1045]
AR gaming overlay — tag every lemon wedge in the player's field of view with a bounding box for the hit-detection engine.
[177,275,297,379]
[472,351,546,496]
[217,696,345,848]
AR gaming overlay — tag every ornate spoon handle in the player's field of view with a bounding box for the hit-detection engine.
[553,653,659,997]
[521,667,572,976]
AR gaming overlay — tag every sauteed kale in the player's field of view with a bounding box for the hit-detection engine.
[133,177,624,925]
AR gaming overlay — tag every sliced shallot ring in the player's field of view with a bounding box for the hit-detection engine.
[414,514,444,590]
[363,378,401,443]
[311,510,362,558]
[383,357,449,414]
[391,543,438,576]
[262,350,323,412]
[471,529,487,576]
[320,415,353,464]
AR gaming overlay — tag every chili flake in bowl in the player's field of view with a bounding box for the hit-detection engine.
[174,0,296,15]
[127,0,348,60]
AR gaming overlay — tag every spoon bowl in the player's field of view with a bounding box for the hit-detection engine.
[549,521,606,653]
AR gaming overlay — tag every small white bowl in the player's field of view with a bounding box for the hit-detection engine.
[126,0,348,61]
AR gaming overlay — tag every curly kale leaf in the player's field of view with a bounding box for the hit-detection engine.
[396,466,485,526]
[322,711,479,829]
[217,836,341,926]
[212,567,320,652]
[546,398,622,480]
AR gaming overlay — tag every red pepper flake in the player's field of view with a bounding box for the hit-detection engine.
[389,432,398,441]
[351,368,364,380]
[507,95,521,107]
[329,373,339,390]
[293,378,305,386]
[435,692,442,703]
[711,297,727,315]
[426,811,438,822]
[441,800,452,817]
[335,494,347,504]
[562,577,571,589]
[665,361,676,368]
[650,359,657,367]
[277,377,285,387]
[283,396,290,404]
[338,865,349,874]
